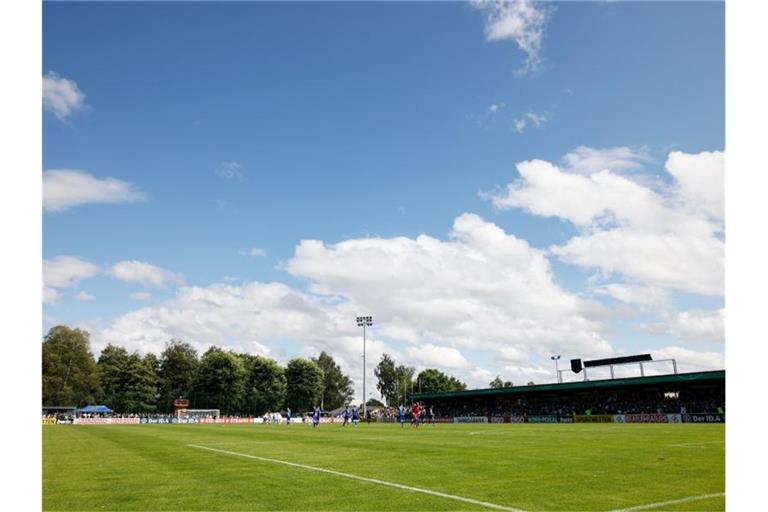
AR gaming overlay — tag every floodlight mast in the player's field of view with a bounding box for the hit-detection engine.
[356,316,373,417]
[551,354,561,383]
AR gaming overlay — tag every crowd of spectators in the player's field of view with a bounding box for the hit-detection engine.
[425,388,725,418]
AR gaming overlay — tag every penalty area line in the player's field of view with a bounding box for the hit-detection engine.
[609,492,725,511]
[187,444,525,512]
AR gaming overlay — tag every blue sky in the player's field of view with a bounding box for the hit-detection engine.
[42,1,724,398]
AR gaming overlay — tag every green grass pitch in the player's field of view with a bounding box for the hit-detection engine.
[43,422,724,511]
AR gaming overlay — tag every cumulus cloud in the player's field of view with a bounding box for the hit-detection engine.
[44,256,101,290]
[593,284,669,309]
[129,292,152,302]
[43,286,59,305]
[95,213,617,399]
[562,145,652,175]
[110,261,185,287]
[485,149,724,296]
[285,212,611,360]
[42,71,86,121]
[472,0,551,74]
[668,309,725,343]
[649,346,724,374]
[405,344,471,370]
[43,169,146,212]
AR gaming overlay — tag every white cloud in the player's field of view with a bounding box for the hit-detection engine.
[485,149,724,296]
[110,261,185,287]
[43,256,101,290]
[562,145,652,175]
[649,346,724,374]
[286,212,612,359]
[96,213,616,400]
[665,150,724,221]
[42,286,59,305]
[129,292,152,302]
[593,284,669,308]
[472,0,551,74]
[215,161,244,180]
[74,291,94,301]
[43,169,146,212]
[42,71,86,121]
[668,309,725,343]
[514,111,548,133]
[405,344,471,370]
[241,247,266,257]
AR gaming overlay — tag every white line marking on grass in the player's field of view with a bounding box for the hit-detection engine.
[610,492,725,511]
[188,444,525,511]
[665,441,725,448]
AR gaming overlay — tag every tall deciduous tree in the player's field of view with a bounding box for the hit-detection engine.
[374,354,398,405]
[42,326,100,406]
[416,368,466,394]
[285,358,323,413]
[120,353,159,413]
[312,351,354,410]
[194,347,246,415]
[240,354,286,415]
[158,340,199,412]
[97,344,130,411]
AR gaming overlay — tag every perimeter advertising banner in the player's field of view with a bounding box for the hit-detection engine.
[42,418,57,425]
[453,416,488,423]
[574,415,614,423]
[683,413,725,423]
[527,415,558,423]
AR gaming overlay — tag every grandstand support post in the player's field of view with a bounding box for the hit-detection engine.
[640,361,645,377]
[610,365,614,379]
[672,359,678,374]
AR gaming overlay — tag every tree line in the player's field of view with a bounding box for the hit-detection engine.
[42,325,474,414]
[42,325,355,415]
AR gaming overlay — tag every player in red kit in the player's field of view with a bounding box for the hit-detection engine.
[412,402,421,428]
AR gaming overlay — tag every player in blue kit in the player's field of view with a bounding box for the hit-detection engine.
[342,405,350,426]
[351,405,360,426]
[397,405,406,428]
[312,406,321,428]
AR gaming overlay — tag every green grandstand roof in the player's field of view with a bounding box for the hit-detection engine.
[411,370,725,400]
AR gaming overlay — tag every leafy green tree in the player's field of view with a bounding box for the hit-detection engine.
[194,347,247,415]
[489,375,505,389]
[42,326,100,406]
[312,351,354,410]
[158,340,199,412]
[97,344,130,410]
[120,353,159,413]
[240,354,286,415]
[285,358,323,413]
[374,354,398,405]
[365,398,385,408]
[416,368,466,394]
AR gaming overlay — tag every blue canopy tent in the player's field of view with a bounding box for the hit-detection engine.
[78,405,113,414]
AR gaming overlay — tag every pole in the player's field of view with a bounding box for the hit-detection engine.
[363,324,367,417]
[555,358,560,383]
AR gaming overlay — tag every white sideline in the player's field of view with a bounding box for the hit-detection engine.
[187,444,525,511]
[609,492,725,511]
[665,441,725,448]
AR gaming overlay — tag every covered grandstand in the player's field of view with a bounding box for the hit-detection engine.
[412,370,725,423]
